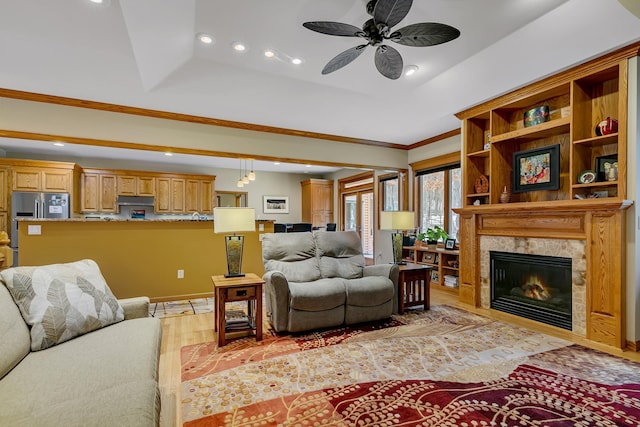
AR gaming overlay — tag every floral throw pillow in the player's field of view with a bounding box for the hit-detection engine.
[0,259,124,351]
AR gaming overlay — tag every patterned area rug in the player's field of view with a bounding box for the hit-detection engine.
[181,305,640,426]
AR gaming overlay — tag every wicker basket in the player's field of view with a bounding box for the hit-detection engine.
[474,175,489,193]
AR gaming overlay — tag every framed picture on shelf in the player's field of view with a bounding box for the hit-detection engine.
[444,238,456,250]
[430,271,439,283]
[263,196,289,214]
[595,154,618,182]
[513,144,560,193]
[422,252,435,263]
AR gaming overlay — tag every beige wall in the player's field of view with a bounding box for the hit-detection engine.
[18,220,273,301]
[626,56,639,342]
[0,97,409,171]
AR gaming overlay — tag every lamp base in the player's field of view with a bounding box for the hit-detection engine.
[225,235,245,278]
[224,272,246,278]
[391,231,405,264]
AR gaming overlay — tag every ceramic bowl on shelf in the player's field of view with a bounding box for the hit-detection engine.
[595,117,618,136]
[523,105,549,127]
[578,170,596,184]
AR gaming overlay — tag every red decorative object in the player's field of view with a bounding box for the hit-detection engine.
[474,175,489,193]
[595,117,618,136]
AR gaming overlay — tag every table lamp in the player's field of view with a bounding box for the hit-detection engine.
[380,211,415,265]
[213,207,256,277]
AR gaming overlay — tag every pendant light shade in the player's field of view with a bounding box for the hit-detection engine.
[248,160,256,181]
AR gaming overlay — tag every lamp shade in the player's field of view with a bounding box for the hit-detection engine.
[380,211,414,230]
[214,207,255,233]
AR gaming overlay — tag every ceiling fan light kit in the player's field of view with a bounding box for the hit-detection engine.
[303,0,460,80]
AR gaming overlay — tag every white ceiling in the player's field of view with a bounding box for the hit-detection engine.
[0,0,639,170]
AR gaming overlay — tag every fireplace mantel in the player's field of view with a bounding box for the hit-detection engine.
[454,199,632,349]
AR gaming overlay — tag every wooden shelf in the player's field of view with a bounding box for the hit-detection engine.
[491,116,571,144]
[573,134,618,147]
[467,149,490,158]
[406,246,460,290]
[466,192,489,198]
[572,181,618,189]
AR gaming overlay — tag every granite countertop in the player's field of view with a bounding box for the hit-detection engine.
[15,218,274,222]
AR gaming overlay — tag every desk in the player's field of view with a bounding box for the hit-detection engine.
[398,263,432,314]
[212,273,265,347]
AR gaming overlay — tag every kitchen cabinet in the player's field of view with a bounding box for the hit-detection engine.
[0,167,8,212]
[156,177,185,213]
[185,179,215,213]
[301,179,333,228]
[12,166,74,193]
[117,175,155,196]
[81,171,117,213]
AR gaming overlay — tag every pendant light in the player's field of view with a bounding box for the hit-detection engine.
[242,159,250,184]
[237,159,244,188]
[248,160,256,181]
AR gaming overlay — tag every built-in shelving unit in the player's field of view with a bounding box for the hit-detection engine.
[403,246,459,293]
[461,62,626,207]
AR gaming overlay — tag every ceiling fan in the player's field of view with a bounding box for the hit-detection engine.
[303,0,460,80]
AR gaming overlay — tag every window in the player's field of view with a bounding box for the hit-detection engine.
[412,152,461,240]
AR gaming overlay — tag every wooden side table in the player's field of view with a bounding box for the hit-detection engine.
[398,263,432,314]
[212,273,265,347]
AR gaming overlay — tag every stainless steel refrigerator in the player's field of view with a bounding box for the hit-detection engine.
[11,192,70,265]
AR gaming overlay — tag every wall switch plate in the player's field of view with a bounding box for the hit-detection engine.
[259,223,264,231]
[28,225,41,235]
[177,269,184,279]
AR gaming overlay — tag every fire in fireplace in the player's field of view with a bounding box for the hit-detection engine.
[490,251,572,330]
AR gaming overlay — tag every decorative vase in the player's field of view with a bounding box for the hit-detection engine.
[499,186,511,203]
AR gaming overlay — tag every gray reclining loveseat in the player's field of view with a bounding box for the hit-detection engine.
[262,231,399,333]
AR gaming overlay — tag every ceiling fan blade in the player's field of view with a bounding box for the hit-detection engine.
[322,45,368,75]
[374,45,403,80]
[373,0,413,28]
[303,21,362,37]
[391,22,461,47]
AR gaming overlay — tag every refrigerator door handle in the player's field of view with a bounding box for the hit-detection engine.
[41,201,45,219]
[34,199,39,218]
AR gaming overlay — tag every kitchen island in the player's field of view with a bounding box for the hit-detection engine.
[15,218,273,301]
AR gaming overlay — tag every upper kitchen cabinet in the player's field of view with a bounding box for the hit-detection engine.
[156,177,185,213]
[117,175,155,197]
[81,170,117,213]
[185,178,215,214]
[12,162,78,193]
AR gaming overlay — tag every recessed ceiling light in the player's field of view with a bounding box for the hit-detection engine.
[53,142,64,147]
[264,50,275,58]
[404,65,419,76]
[232,42,247,52]
[164,152,173,157]
[88,0,110,5]
[274,162,280,165]
[291,58,303,65]
[196,33,215,45]
[305,164,312,168]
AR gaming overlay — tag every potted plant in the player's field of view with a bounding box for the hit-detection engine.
[417,226,448,249]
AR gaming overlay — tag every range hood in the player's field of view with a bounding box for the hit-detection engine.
[116,196,155,206]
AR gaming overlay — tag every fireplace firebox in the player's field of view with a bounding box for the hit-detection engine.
[490,251,572,330]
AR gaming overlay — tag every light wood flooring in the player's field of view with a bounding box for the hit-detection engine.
[158,288,640,427]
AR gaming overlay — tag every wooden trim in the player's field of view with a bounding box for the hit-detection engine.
[456,41,640,120]
[626,340,640,352]
[410,151,461,173]
[0,129,392,172]
[0,88,407,150]
[407,129,461,150]
[80,167,216,180]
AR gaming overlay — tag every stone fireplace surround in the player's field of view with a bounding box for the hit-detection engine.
[480,236,586,336]
[456,200,630,349]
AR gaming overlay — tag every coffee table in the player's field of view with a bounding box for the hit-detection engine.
[212,273,265,347]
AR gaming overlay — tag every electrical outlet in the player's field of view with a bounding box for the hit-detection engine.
[177,269,184,279]
[28,225,41,235]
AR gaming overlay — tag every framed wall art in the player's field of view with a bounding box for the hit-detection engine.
[263,196,289,214]
[513,144,560,193]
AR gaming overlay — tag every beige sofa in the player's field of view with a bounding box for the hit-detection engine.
[0,260,162,427]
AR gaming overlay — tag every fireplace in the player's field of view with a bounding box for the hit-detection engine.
[490,251,572,330]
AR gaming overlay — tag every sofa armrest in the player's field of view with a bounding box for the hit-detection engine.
[263,271,291,332]
[364,264,400,313]
[118,296,150,320]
